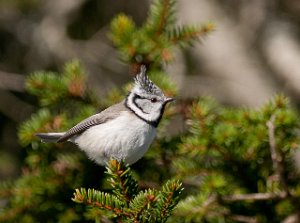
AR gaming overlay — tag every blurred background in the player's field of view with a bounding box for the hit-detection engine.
[1,0,300,184]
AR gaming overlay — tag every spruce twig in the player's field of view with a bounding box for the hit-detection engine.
[130,190,157,222]
[169,23,215,46]
[109,0,213,66]
[72,160,183,222]
[72,188,131,217]
[157,180,183,222]
[152,0,176,35]
[106,160,139,205]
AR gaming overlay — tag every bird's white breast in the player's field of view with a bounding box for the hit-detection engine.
[73,111,156,165]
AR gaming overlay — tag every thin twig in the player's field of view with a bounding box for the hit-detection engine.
[222,192,286,202]
[266,115,290,197]
[202,194,218,207]
[90,201,132,217]
[266,115,300,221]
[230,214,258,223]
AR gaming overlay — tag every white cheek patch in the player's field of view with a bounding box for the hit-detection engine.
[134,98,150,114]
[126,93,159,122]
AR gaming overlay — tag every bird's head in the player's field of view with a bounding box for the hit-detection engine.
[126,66,174,127]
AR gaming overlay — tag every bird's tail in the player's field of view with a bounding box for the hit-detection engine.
[35,132,65,143]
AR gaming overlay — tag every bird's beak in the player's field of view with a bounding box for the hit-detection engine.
[164,97,175,104]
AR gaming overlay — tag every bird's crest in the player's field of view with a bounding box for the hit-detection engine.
[134,65,163,96]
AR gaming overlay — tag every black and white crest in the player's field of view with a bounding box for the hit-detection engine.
[134,66,164,97]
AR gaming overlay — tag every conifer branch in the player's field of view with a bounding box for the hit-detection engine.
[106,160,139,205]
[19,109,54,146]
[130,190,157,222]
[169,23,215,46]
[109,13,136,47]
[1,0,222,221]
[157,180,183,221]
[109,0,213,66]
[72,188,131,217]
[72,161,183,222]
[147,0,176,35]
[156,0,175,35]
[26,60,87,106]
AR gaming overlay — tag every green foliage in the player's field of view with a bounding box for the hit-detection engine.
[109,0,214,68]
[72,160,183,223]
[26,60,89,106]
[146,0,176,33]
[0,60,94,222]
[7,0,300,222]
[106,160,139,204]
[171,95,300,222]
[19,60,97,147]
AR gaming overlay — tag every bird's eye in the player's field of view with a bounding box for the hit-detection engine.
[150,98,157,103]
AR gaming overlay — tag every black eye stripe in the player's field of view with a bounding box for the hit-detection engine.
[134,94,155,102]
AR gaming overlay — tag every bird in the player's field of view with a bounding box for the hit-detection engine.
[36,65,174,166]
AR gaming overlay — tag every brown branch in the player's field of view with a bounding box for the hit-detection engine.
[115,166,132,205]
[0,70,25,92]
[265,116,300,221]
[202,194,218,207]
[89,201,132,217]
[266,115,290,197]
[221,192,286,202]
[229,215,258,223]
